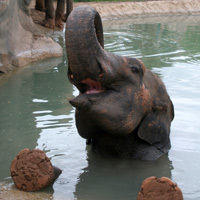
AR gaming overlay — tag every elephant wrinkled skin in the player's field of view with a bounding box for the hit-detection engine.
[65,6,174,160]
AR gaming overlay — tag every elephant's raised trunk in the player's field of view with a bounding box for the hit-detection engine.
[65,6,105,84]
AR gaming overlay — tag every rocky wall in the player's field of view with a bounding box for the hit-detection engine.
[0,0,62,73]
[76,0,200,19]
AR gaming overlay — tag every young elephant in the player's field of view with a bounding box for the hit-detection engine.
[65,6,174,160]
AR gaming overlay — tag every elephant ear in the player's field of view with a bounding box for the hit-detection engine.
[137,100,174,153]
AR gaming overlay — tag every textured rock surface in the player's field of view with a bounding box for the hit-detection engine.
[74,0,200,19]
[30,0,200,26]
[0,0,62,73]
[137,176,183,200]
[10,149,56,192]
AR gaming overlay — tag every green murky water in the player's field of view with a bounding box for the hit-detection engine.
[0,15,200,200]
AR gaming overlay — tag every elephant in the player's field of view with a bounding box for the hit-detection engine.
[65,6,174,160]
[35,0,73,29]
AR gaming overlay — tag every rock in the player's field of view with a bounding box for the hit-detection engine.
[137,176,183,200]
[10,149,61,192]
[0,0,62,73]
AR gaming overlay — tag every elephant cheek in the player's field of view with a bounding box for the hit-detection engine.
[121,113,140,135]
[89,96,144,135]
[135,84,152,114]
[93,110,140,136]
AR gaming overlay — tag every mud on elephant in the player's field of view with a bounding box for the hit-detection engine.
[65,6,174,160]
[35,0,73,28]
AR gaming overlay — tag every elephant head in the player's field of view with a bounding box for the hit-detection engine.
[65,6,174,160]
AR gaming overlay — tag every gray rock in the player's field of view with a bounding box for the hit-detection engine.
[0,0,62,73]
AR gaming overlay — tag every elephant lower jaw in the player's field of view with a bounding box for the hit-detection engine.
[69,94,90,109]
[69,78,105,109]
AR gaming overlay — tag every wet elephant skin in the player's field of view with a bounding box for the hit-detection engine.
[65,6,174,160]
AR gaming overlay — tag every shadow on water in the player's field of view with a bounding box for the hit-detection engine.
[74,147,173,200]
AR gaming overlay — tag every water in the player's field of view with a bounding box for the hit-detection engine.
[1,15,200,200]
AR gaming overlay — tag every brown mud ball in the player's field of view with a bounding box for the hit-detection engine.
[10,149,60,192]
[137,176,183,200]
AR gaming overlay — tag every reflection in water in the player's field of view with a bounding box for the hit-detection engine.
[75,149,172,200]
[0,57,62,180]
[0,15,200,200]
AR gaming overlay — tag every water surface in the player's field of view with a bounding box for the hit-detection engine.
[0,15,200,200]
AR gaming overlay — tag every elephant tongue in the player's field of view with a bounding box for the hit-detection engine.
[81,78,104,94]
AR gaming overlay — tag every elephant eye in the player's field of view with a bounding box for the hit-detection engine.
[130,66,139,73]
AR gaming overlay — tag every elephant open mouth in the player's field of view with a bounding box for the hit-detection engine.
[80,78,104,94]
[68,67,105,94]
[68,62,116,95]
